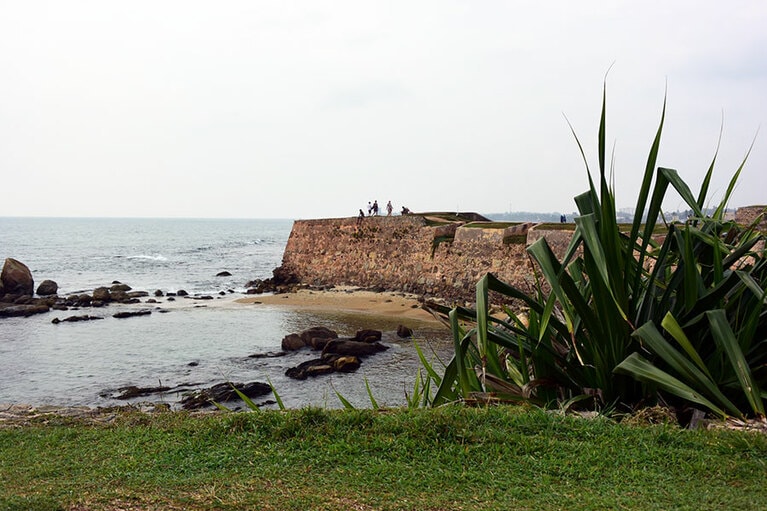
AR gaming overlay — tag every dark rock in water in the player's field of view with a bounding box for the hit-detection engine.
[113,309,152,319]
[177,290,188,296]
[285,354,362,380]
[110,290,128,302]
[51,315,104,324]
[112,385,171,400]
[111,283,132,292]
[218,291,226,296]
[248,351,287,359]
[216,271,232,277]
[0,303,49,318]
[322,339,389,357]
[166,296,176,301]
[36,279,58,296]
[281,333,305,351]
[146,298,157,304]
[154,289,164,297]
[181,381,271,410]
[300,326,339,350]
[397,325,414,338]
[328,354,362,372]
[127,291,149,298]
[353,329,382,343]
[285,358,335,380]
[1,258,34,296]
[188,361,199,367]
[92,287,111,302]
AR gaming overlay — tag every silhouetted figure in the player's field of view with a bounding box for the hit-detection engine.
[372,200,379,216]
[401,206,410,215]
[357,209,365,225]
[386,200,393,216]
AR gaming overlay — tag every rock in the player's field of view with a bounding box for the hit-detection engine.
[112,385,170,400]
[1,258,34,296]
[397,325,413,338]
[180,381,271,410]
[281,333,305,351]
[36,279,58,296]
[285,359,335,380]
[0,303,49,318]
[248,351,287,359]
[177,290,188,296]
[92,287,111,302]
[112,310,152,319]
[300,326,339,350]
[110,290,128,302]
[353,329,382,343]
[329,355,361,372]
[216,271,232,277]
[322,339,389,357]
[154,289,164,297]
[127,291,149,298]
[51,315,103,324]
[110,283,132,292]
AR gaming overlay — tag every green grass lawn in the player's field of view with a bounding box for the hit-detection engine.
[2,406,765,510]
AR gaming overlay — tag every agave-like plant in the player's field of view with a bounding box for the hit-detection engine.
[428,83,766,419]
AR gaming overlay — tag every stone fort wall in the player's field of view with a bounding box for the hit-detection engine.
[278,215,573,304]
[278,206,765,304]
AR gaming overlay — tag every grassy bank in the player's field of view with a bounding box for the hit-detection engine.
[2,406,766,510]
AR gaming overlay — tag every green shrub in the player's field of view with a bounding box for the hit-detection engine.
[428,83,766,419]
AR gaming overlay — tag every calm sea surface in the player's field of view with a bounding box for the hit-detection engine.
[0,217,451,410]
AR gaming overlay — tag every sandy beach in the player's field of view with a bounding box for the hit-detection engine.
[235,287,440,323]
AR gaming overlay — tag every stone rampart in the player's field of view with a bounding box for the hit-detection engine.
[279,216,547,303]
[278,205,765,304]
[735,205,767,232]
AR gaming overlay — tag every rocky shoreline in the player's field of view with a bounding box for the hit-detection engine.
[1,257,435,412]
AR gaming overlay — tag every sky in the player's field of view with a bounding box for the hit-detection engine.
[1,1,765,219]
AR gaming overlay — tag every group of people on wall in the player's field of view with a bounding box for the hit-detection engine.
[357,200,410,224]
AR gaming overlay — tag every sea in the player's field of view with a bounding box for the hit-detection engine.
[0,217,451,410]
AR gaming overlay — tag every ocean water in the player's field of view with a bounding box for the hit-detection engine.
[0,217,451,409]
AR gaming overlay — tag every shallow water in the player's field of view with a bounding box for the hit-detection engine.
[0,217,454,409]
[0,299,453,410]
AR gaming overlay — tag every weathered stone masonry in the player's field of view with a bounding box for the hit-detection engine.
[277,207,766,304]
[278,215,571,304]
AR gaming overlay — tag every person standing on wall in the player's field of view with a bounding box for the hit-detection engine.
[386,201,393,216]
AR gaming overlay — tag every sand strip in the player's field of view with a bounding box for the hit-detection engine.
[235,288,439,322]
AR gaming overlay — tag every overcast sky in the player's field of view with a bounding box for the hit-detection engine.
[1,1,765,219]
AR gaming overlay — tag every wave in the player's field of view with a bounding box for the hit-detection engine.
[126,254,168,262]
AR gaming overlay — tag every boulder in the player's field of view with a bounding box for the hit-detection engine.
[353,329,382,343]
[300,326,339,350]
[110,283,132,292]
[1,258,34,296]
[322,339,389,357]
[281,333,305,351]
[285,358,335,380]
[51,315,103,324]
[329,355,362,373]
[36,280,58,296]
[216,271,232,277]
[0,303,49,318]
[180,381,271,410]
[397,325,413,338]
[154,289,164,297]
[112,385,171,400]
[112,310,152,319]
[92,287,111,302]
